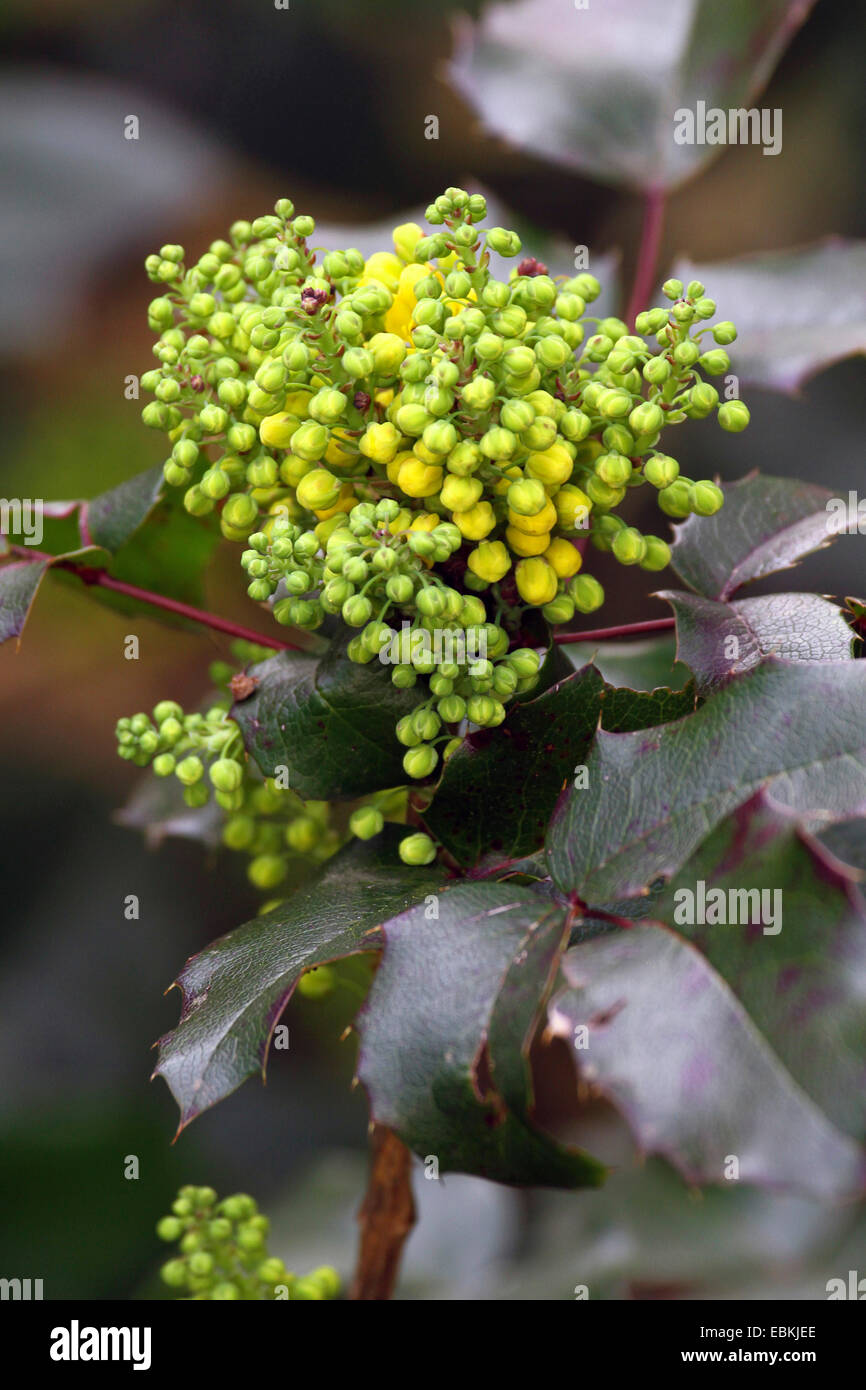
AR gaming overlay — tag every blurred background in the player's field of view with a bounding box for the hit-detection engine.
[1,0,865,1299]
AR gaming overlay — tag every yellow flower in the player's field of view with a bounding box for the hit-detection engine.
[387,450,415,486]
[260,412,301,449]
[553,485,592,531]
[360,251,403,293]
[388,508,414,535]
[396,458,443,499]
[453,501,495,540]
[507,497,557,535]
[515,557,558,606]
[284,389,313,417]
[314,482,356,520]
[440,475,483,512]
[359,422,402,464]
[393,222,424,263]
[544,537,583,578]
[525,443,574,486]
[506,526,550,557]
[409,513,439,533]
[467,541,511,582]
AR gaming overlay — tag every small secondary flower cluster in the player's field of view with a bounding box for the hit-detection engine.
[157,1186,340,1300]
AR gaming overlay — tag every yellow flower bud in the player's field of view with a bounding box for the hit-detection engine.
[507,497,557,536]
[387,450,414,486]
[525,443,574,486]
[467,541,511,582]
[279,454,315,487]
[409,512,439,533]
[544,537,583,578]
[324,430,357,469]
[396,458,444,499]
[493,466,523,496]
[506,526,551,557]
[314,482,356,520]
[284,390,312,418]
[360,422,402,464]
[296,468,342,512]
[554,485,592,531]
[367,332,407,375]
[515,557,559,606]
[388,508,414,535]
[412,440,442,466]
[361,251,403,292]
[440,475,483,512]
[260,412,301,449]
[454,501,496,540]
[393,222,424,262]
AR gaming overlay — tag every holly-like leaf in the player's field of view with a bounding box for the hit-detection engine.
[600,679,697,731]
[670,472,838,600]
[80,466,164,553]
[660,589,856,691]
[449,0,813,192]
[0,558,51,646]
[547,658,866,905]
[424,664,604,866]
[356,881,604,1187]
[672,240,866,391]
[232,639,423,800]
[548,923,865,1200]
[155,829,446,1129]
[563,634,691,692]
[655,792,866,1143]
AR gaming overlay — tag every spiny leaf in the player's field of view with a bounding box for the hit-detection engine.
[155,829,446,1129]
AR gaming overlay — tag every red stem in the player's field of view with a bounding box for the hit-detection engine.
[7,546,300,652]
[553,617,675,645]
[625,187,665,330]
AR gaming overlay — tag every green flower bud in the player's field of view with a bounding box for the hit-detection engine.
[200,467,232,500]
[657,479,692,518]
[643,454,680,488]
[349,806,385,840]
[689,480,724,516]
[291,420,329,461]
[176,756,204,786]
[535,335,571,369]
[640,536,672,571]
[662,278,683,301]
[157,1216,184,1241]
[209,758,243,793]
[628,401,664,435]
[343,595,373,627]
[507,477,547,516]
[612,526,648,565]
[398,833,437,866]
[161,1260,189,1289]
[153,754,176,777]
[717,400,750,432]
[222,493,259,530]
[698,348,730,375]
[486,227,522,257]
[693,297,716,319]
[569,573,605,613]
[712,321,737,345]
[595,452,632,488]
[403,744,438,779]
[643,355,671,385]
[247,854,287,889]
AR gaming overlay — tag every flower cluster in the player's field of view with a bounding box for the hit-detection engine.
[126,189,748,869]
[157,1186,340,1300]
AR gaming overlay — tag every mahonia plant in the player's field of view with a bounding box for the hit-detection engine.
[119,188,746,870]
[157,1186,340,1300]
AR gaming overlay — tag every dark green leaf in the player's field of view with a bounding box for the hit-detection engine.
[670,472,838,600]
[547,658,866,904]
[673,240,866,391]
[155,829,446,1128]
[449,0,812,192]
[600,679,697,731]
[0,559,51,646]
[548,923,864,1200]
[562,635,691,692]
[660,589,855,691]
[232,639,422,800]
[655,791,866,1142]
[357,881,605,1187]
[424,664,603,866]
[81,465,164,553]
